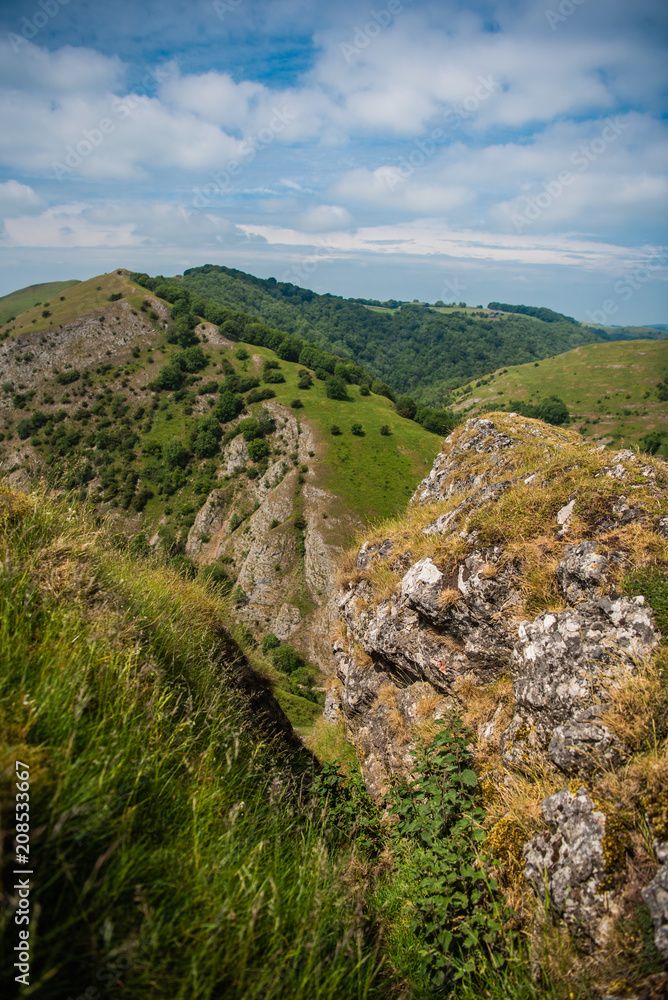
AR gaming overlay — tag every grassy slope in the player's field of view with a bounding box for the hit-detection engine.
[0,484,385,1000]
[452,339,668,453]
[0,269,147,339]
[0,280,80,325]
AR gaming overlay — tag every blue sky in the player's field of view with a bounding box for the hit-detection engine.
[0,0,666,323]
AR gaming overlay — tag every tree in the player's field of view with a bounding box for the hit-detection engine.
[213,391,243,423]
[330,424,342,435]
[163,439,190,468]
[351,423,364,436]
[247,438,270,461]
[380,424,391,436]
[325,375,349,401]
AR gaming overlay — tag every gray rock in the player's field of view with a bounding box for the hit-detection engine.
[642,842,668,961]
[501,597,658,773]
[524,786,621,949]
[323,685,342,723]
[556,541,608,603]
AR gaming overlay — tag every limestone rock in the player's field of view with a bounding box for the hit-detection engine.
[556,541,609,602]
[524,786,622,949]
[501,597,657,774]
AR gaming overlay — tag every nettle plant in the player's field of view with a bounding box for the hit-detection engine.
[386,720,513,987]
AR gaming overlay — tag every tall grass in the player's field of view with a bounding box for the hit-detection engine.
[0,485,383,999]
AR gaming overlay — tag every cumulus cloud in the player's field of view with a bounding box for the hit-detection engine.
[0,179,42,218]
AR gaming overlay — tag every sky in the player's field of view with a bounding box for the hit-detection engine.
[0,0,666,324]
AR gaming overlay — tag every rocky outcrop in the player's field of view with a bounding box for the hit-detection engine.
[501,596,657,775]
[334,413,668,970]
[523,786,621,950]
[186,401,359,671]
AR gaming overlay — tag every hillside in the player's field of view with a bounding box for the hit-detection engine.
[0,482,387,1000]
[0,268,444,723]
[178,264,664,405]
[0,279,80,326]
[451,338,668,456]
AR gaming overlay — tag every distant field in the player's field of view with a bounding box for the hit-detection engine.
[0,280,80,325]
[453,339,668,454]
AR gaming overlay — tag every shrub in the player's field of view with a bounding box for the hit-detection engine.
[56,370,80,385]
[359,384,370,396]
[247,438,270,462]
[325,375,349,401]
[351,423,364,436]
[263,369,285,384]
[294,514,307,530]
[235,346,249,360]
[261,633,280,654]
[271,644,304,674]
[213,391,243,423]
[291,399,303,409]
[330,424,342,435]
[380,424,391,436]
[246,387,275,403]
[371,380,395,401]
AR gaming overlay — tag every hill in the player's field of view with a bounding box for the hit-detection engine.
[451,339,668,456]
[0,279,80,326]
[0,268,445,722]
[176,264,666,405]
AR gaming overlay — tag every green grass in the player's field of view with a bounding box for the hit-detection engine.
[453,339,668,454]
[0,269,151,338]
[0,484,385,1000]
[0,280,80,325]
[233,342,440,526]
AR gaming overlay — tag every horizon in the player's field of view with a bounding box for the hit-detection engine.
[0,0,666,324]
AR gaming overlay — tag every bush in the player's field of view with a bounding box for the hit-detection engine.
[247,438,270,462]
[359,384,370,396]
[213,391,243,423]
[56,370,80,385]
[271,644,304,674]
[291,399,303,409]
[163,439,190,469]
[261,633,280,654]
[294,514,307,530]
[371,380,395,401]
[325,375,349,401]
[263,369,285,384]
[351,423,364,436]
[235,346,249,360]
[246,387,275,403]
[330,424,342,435]
[108,292,123,301]
[380,424,391,436]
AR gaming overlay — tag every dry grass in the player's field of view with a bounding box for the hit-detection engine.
[437,586,461,608]
[602,647,668,753]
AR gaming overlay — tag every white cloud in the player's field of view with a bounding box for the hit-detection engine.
[298,204,352,232]
[0,179,42,218]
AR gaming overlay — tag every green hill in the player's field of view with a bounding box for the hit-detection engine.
[175,264,665,405]
[0,279,80,325]
[452,338,668,456]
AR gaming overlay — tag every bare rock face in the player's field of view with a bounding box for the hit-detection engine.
[642,842,668,961]
[523,786,622,950]
[501,597,657,775]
